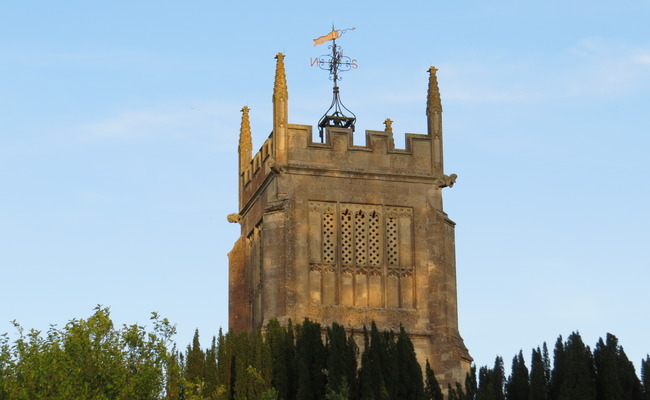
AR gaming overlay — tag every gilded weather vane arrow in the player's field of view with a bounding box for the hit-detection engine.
[313,26,357,141]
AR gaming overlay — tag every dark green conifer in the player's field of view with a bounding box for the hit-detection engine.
[185,329,206,388]
[641,355,650,400]
[506,351,529,400]
[295,319,327,400]
[204,336,218,399]
[395,326,425,400]
[550,336,565,400]
[529,347,549,400]
[594,333,642,400]
[465,365,478,400]
[557,332,596,400]
[325,323,357,400]
[358,324,389,400]
[477,365,495,400]
[267,319,294,400]
[424,360,444,400]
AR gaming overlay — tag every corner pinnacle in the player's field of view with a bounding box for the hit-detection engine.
[274,53,288,100]
[427,66,442,113]
[238,106,252,172]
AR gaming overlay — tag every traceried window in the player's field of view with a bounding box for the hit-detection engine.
[308,202,414,309]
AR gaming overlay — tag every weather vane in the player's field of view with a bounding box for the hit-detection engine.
[312,26,357,141]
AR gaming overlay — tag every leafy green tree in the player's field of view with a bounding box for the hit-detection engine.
[0,306,176,400]
[506,351,529,400]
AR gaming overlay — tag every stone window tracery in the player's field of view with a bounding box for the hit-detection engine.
[308,202,414,309]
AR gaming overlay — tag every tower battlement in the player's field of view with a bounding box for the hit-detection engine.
[240,125,438,213]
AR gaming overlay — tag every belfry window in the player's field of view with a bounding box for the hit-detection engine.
[308,202,414,309]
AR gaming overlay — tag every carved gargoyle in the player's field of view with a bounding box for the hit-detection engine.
[436,173,458,188]
[267,160,284,174]
[227,213,241,223]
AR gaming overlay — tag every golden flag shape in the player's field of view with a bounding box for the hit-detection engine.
[313,29,339,46]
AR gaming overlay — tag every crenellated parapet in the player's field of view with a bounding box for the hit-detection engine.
[284,125,436,177]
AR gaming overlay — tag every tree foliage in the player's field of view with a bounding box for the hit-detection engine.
[3,309,649,400]
[0,306,176,400]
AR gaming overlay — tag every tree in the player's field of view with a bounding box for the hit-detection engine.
[185,329,206,394]
[325,323,357,400]
[424,360,443,400]
[529,347,548,400]
[506,351,529,400]
[205,336,219,398]
[642,355,650,400]
[593,333,642,400]
[395,326,424,400]
[358,324,389,400]
[0,306,176,400]
[295,319,327,400]
[557,332,596,400]
[465,365,478,400]
[477,357,505,400]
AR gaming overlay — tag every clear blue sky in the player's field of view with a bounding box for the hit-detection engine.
[1,0,649,373]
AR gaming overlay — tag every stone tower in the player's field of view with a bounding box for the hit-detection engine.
[228,53,472,386]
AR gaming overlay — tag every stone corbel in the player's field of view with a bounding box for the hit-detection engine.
[435,173,458,188]
[227,213,241,223]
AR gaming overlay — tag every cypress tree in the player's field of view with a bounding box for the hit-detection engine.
[557,332,596,400]
[325,323,357,400]
[466,365,478,400]
[550,336,565,400]
[529,347,549,400]
[395,326,424,400]
[424,360,443,400]
[594,333,642,400]
[642,355,650,400]
[477,365,495,400]
[494,356,506,400]
[345,332,359,399]
[267,319,292,400]
[506,351,529,400]
[205,336,218,399]
[358,324,389,400]
[295,319,327,400]
[594,335,623,400]
[185,329,206,388]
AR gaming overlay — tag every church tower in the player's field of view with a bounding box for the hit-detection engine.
[228,53,471,386]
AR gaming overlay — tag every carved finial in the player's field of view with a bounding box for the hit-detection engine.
[274,53,288,100]
[427,66,442,113]
[384,118,393,132]
[239,106,252,172]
